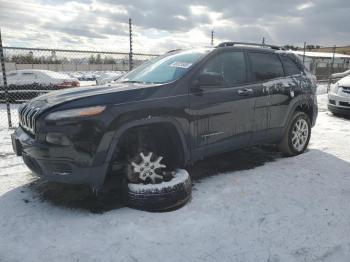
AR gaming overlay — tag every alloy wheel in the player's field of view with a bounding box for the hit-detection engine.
[130,152,166,183]
[291,118,309,152]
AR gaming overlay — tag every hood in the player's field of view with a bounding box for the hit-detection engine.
[32,82,144,105]
[338,75,350,87]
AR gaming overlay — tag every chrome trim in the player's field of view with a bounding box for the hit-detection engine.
[202,131,225,139]
[19,104,41,134]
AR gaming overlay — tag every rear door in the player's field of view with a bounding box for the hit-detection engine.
[247,51,286,143]
[270,54,304,129]
[189,50,256,159]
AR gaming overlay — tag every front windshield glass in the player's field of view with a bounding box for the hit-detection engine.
[119,48,211,84]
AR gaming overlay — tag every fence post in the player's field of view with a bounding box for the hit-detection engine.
[302,41,306,65]
[129,18,133,71]
[0,28,12,128]
[211,30,214,46]
[327,45,336,93]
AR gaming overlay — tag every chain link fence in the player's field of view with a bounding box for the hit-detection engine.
[299,52,350,82]
[1,42,350,130]
[0,46,158,129]
[313,61,350,82]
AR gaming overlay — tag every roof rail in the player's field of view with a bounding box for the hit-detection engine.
[217,42,285,51]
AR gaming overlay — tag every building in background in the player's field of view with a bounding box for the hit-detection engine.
[293,51,350,81]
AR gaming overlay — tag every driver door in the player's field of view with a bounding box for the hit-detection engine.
[189,51,256,160]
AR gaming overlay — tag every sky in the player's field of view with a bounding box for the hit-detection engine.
[0,0,349,54]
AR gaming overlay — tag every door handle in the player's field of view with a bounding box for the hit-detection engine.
[237,88,253,96]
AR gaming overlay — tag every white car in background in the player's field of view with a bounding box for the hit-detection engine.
[328,75,350,115]
[96,71,124,85]
[0,69,80,102]
[5,69,80,89]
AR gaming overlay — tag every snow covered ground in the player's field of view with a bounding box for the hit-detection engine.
[1,86,350,262]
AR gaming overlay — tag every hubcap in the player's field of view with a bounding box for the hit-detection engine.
[291,118,309,152]
[131,152,166,183]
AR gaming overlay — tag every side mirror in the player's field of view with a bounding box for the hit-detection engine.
[196,72,225,87]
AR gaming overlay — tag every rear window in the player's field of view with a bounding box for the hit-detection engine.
[248,52,284,82]
[280,55,301,76]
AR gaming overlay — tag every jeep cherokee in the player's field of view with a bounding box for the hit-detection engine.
[11,42,318,191]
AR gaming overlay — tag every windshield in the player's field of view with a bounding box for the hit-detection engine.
[119,48,211,84]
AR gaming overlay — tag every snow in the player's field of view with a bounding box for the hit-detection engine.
[337,75,350,87]
[293,50,350,59]
[1,86,350,261]
[332,70,350,79]
[128,169,189,193]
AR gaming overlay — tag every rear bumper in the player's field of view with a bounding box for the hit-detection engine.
[11,127,108,189]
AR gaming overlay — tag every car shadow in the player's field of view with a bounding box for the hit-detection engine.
[328,112,350,121]
[27,179,125,214]
[188,145,283,180]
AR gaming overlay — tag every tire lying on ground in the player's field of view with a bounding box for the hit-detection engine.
[125,169,192,211]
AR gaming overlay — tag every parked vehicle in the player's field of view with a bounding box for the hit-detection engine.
[12,42,318,210]
[77,72,96,81]
[328,75,350,115]
[96,71,124,85]
[0,69,79,102]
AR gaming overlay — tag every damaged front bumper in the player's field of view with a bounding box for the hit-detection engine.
[11,126,108,189]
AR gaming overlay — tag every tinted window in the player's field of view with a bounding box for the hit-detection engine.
[201,51,246,85]
[280,55,301,76]
[248,52,284,82]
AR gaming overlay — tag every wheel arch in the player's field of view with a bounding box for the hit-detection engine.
[283,96,316,130]
[105,117,190,169]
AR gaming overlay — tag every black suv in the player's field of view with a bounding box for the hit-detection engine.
[12,42,318,192]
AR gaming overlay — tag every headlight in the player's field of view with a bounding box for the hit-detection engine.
[330,83,339,94]
[46,132,71,145]
[46,106,106,121]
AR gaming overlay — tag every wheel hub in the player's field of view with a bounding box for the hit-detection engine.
[131,152,166,183]
[291,118,309,152]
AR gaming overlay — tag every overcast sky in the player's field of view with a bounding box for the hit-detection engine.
[0,0,349,54]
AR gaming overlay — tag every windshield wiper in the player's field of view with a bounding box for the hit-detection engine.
[121,80,164,84]
[120,80,144,83]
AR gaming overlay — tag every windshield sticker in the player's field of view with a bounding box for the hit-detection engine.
[169,61,193,69]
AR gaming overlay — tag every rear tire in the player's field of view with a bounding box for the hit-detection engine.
[278,112,311,156]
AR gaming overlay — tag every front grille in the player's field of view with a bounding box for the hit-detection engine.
[18,104,40,134]
[342,86,350,94]
[339,101,350,107]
